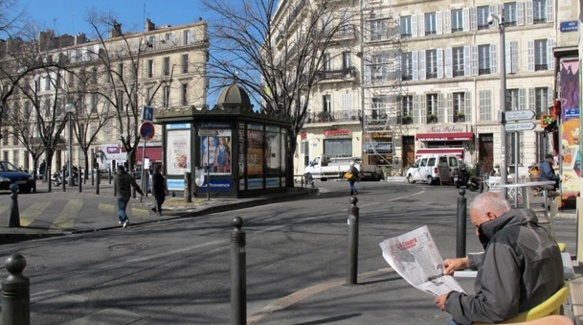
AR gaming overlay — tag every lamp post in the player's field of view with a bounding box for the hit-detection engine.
[64,103,76,187]
[490,11,507,199]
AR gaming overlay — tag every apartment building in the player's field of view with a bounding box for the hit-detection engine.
[275,0,577,177]
[0,18,208,172]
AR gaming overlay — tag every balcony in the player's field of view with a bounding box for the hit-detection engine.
[316,67,357,82]
[305,110,360,124]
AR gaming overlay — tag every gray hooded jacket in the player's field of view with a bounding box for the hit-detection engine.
[445,209,563,324]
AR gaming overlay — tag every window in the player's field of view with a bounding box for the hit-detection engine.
[342,52,351,70]
[44,77,50,91]
[451,9,463,32]
[371,97,384,120]
[146,87,153,105]
[91,68,98,84]
[425,13,437,35]
[533,0,547,24]
[117,63,124,80]
[323,94,332,113]
[323,139,352,157]
[534,87,549,117]
[181,54,189,73]
[117,90,124,111]
[68,71,75,86]
[181,83,188,106]
[323,53,331,71]
[370,53,388,83]
[507,89,520,111]
[534,39,547,71]
[2,131,7,145]
[402,52,413,80]
[401,95,413,122]
[452,47,464,77]
[370,19,387,41]
[147,59,153,78]
[453,92,465,122]
[91,94,98,113]
[182,29,192,45]
[426,94,438,122]
[163,57,170,76]
[477,6,490,30]
[400,16,412,37]
[504,2,518,26]
[426,49,438,79]
[479,90,492,121]
[163,86,170,107]
[478,44,491,75]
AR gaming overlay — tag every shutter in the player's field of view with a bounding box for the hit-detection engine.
[447,93,453,122]
[364,54,372,84]
[547,87,553,108]
[412,51,418,81]
[395,54,402,81]
[471,46,478,76]
[470,7,478,31]
[490,5,498,29]
[505,41,512,73]
[412,14,418,37]
[419,50,426,80]
[490,44,497,74]
[527,88,535,111]
[437,48,444,79]
[527,40,534,71]
[445,48,453,78]
[517,1,525,25]
[419,95,427,124]
[438,93,445,122]
[464,46,471,76]
[436,11,443,34]
[546,0,554,23]
[418,13,425,36]
[520,88,528,110]
[465,92,472,119]
[463,8,470,31]
[547,38,555,70]
[413,95,420,124]
[511,41,519,73]
[444,10,451,33]
[526,0,533,25]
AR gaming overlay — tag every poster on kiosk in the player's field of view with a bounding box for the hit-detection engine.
[559,58,580,202]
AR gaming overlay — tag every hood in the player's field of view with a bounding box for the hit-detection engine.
[478,209,538,247]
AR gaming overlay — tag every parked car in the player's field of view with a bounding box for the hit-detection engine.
[0,161,35,193]
[405,154,459,184]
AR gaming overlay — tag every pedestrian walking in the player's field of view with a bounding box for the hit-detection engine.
[114,165,144,228]
[151,165,168,216]
[345,161,359,196]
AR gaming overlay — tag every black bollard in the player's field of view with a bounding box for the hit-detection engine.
[62,173,66,192]
[8,184,20,228]
[347,196,359,285]
[78,170,82,193]
[108,169,112,184]
[96,170,100,195]
[91,168,95,186]
[2,254,29,325]
[456,189,467,258]
[231,217,246,325]
[184,172,192,203]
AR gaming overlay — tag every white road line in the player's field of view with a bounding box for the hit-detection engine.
[127,240,226,263]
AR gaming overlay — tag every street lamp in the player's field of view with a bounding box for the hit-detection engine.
[64,103,76,187]
[489,11,508,199]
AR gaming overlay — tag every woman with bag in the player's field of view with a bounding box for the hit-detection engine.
[151,165,168,216]
[346,161,359,196]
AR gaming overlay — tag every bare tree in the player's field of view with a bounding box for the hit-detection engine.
[0,0,28,38]
[202,0,354,185]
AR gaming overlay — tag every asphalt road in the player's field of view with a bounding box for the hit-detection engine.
[0,181,572,324]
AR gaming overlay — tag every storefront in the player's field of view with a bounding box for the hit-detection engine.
[414,125,474,160]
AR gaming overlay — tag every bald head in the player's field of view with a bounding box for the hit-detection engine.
[469,192,512,228]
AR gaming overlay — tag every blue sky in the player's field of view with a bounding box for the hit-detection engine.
[22,0,209,36]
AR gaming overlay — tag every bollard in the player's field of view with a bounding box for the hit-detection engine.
[456,189,467,258]
[347,196,359,285]
[96,170,100,195]
[62,173,66,192]
[231,217,246,325]
[184,172,192,203]
[8,184,20,228]
[2,254,30,325]
[108,169,112,184]
[78,170,82,193]
[91,168,95,186]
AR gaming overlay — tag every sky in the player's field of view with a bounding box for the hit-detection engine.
[21,0,210,36]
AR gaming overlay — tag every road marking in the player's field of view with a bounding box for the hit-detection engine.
[50,199,82,230]
[127,240,226,263]
[387,189,425,202]
[62,308,142,325]
[19,202,51,227]
[98,203,115,213]
[131,207,149,216]
[0,204,9,215]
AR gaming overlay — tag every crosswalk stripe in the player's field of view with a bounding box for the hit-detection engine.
[0,204,9,215]
[98,203,150,217]
[62,308,142,325]
[20,202,51,227]
[98,203,115,213]
[50,199,83,231]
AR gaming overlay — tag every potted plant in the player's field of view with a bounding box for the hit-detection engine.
[427,114,437,123]
[402,115,413,124]
[455,111,465,122]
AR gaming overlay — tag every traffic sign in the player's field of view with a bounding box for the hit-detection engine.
[505,122,536,131]
[140,122,155,140]
[142,106,154,121]
[505,110,535,121]
[198,129,218,137]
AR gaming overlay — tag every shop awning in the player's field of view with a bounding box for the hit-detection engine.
[416,132,474,141]
[136,146,162,162]
[415,148,464,158]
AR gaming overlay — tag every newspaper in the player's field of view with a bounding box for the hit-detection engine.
[379,225,466,297]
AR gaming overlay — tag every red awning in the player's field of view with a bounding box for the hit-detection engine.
[136,146,162,162]
[415,132,474,141]
[415,148,464,158]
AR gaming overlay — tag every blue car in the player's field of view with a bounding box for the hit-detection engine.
[0,161,34,193]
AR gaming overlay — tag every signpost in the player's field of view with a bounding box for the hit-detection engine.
[504,122,536,132]
[504,109,536,185]
[139,121,155,201]
[198,129,218,200]
[505,110,535,121]
[142,106,154,122]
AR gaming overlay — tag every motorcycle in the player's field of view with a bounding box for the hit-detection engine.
[453,165,481,192]
[51,172,62,187]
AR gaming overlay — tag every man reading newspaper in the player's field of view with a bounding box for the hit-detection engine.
[434,192,563,325]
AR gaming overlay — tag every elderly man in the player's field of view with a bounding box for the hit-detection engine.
[540,153,561,191]
[434,192,563,325]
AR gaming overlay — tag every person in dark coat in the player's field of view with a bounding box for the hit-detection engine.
[151,165,168,216]
[539,153,560,190]
[114,165,144,228]
[346,161,359,196]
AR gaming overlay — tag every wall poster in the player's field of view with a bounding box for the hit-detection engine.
[167,129,191,176]
[559,58,580,200]
[200,129,232,175]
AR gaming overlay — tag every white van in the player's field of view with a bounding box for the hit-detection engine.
[405,154,460,184]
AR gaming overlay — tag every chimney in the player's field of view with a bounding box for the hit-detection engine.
[145,18,156,31]
[110,20,122,38]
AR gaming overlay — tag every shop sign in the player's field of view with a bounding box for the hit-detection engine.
[428,125,466,133]
[323,129,350,137]
[300,132,307,139]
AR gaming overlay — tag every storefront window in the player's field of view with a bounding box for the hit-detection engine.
[265,126,281,176]
[324,139,352,157]
[247,124,264,189]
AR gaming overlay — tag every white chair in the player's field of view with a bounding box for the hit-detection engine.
[487,176,501,192]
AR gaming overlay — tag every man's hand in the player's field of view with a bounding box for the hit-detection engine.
[443,257,470,275]
[434,293,449,311]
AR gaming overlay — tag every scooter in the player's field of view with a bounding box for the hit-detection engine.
[453,165,480,191]
[51,172,62,187]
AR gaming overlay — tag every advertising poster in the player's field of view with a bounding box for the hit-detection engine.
[200,129,232,175]
[167,130,191,175]
[559,59,580,200]
[247,126,264,176]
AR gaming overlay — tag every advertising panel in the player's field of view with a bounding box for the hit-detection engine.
[167,129,191,176]
[559,59,581,200]
[200,129,232,175]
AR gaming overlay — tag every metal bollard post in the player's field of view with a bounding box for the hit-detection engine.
[231,217,246,325]
[456,189,467,258]
[2,254,30,325]
[62,173,66,192]
[91,169,95,186]
[78,170,82,193]
[8,184,20,228]
[96,170,100,195]
[347,196,359,285]
[108,169,112,184]
[184,172,192,203]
